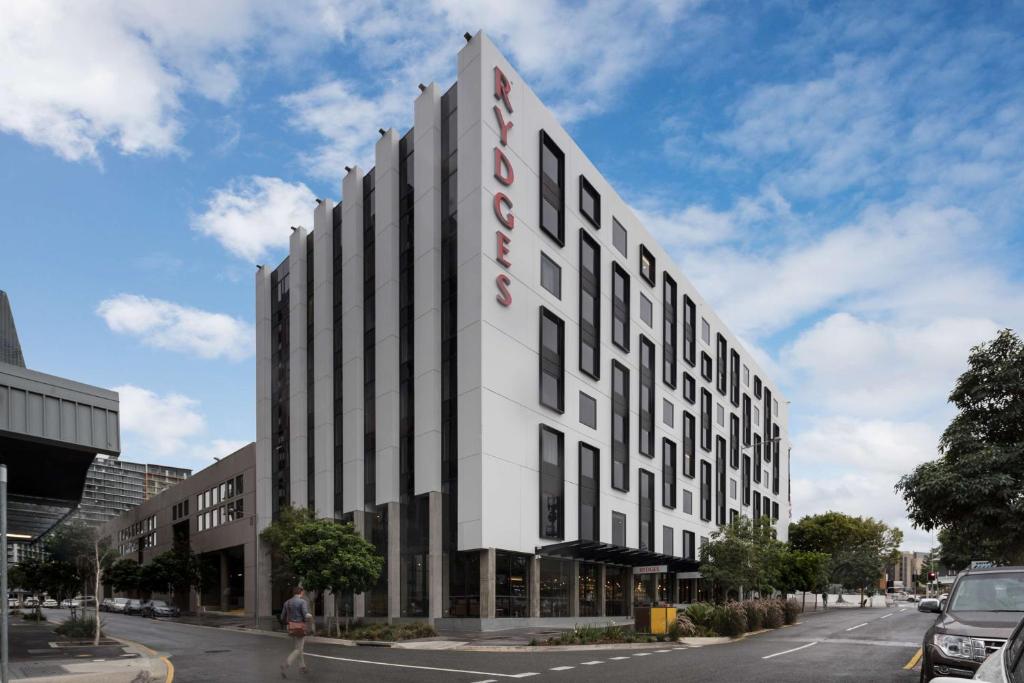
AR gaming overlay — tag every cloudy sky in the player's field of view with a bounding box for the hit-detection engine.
[2,1,1021,549]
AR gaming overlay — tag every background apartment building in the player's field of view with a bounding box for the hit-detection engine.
[255,32,791,628]
[73,455,191,527]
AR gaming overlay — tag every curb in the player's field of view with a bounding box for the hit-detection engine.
[451,641,680,653]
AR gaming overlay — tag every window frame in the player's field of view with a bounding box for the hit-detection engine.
[730,349,740,407]
[578,229,601,380]
[539,424,565,540]
[662,437,677,509]
[683,372,696,404]
[539,131,565,245]
[612,217,627,255]
[700,351,713,382]
[716,333,728,396]
[611,262,630,352]
[662,273,678,388]
[611,360,630,492]
[579,174,601,229]
[699,460,712,522]
[682,411,696,478]
[683,295,696,366]
[639,468,655,551]
[538,306,565,413]
[578,442,600,541]
[639,244,656,287]
[539,251,562,299]
[638,335,655,458]
[700,389,712,452]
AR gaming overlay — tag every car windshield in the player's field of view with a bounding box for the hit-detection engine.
[949,573,1024,612]
[114,598,128,603]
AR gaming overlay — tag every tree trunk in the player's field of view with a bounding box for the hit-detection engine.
[94,541,102,646]
[801,591,806,613]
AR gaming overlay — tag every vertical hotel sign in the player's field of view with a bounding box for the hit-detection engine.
[492,66,515,306]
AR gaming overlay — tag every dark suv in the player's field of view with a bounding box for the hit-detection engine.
[921,566,1024,681]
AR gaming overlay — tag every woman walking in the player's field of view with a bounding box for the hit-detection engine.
[280,586,312,678]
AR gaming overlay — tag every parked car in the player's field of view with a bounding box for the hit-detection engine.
[921,566,1024,681]
[42,599,58,608]
[931,612,1024,683]
[141,600,180,618]
[99,598,113,612]
[109,597,130,614]
[907,595,919,603]
[69,596,96,608]
[7,598,19,609]
[22,596,38,608]
[124,599,143,615]
[60,599,72,608]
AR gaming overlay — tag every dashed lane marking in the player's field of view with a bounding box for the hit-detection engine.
[904,648,923,670]
[846,623,869,631]
[610,656,630,660]
[305,653,538,678]
[471,680,497,683]
[633,652,651,656]
[550,666,575,671]
[880,613,894,619]
[763,641,818,660]
[580,661,604,665]
[654,649,671,653]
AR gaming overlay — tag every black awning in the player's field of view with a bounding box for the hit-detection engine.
[536,540,700,573]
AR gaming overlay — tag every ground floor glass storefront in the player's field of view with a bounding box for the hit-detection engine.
[495,550,531,617]
[579,562,599,616]
[539,558,571,617]
[634,572,676,606]
[605,565,630,616]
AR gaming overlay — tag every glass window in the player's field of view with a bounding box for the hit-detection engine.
[683,295,696,366]
[773,398,779,416]
[730,478,737,500]
[539,307,565,412]
[753,433,763,484]
[613,218,627,255]
[683,372,695,404]
[700,389,712,451]
[611,263,630,352]
[754,375,762,399]
[701,318,711,345]
[683,530,696,560]
[235,475,243,494]
[495,551,531,618]
[639,293,653,327]
[742,394,752,445]
[716,436,727,525]
[605,564,628,616]
[663,274,677,388]
[716,333,728,396]
[682,411,696,478]
[701,351,713,382]
[539,131,565,245]
[579,563,600,617]
[743,364,750,386]
[699,461,712,521]
[579,443,600,541]
[611,360,630,491]
[662,438,677,508]
[754,405,760,426]
[743,454,751,505]
[579,175,601,228]
[539,425,564,539]
[639,469,655,551]
[226,479,234,498]
[539,558,571,617]
[730,413,740,469]
[683,489,693,515]
[716,402,725,427]
[540,252,561,298]
[579,391,597,429]
[236,498,244,517]
[730,350,740,407]
[612,511,626,547]
[639,245,656,286]
[579,230,601,379]
[663,526,674,556]
[639,336,655,458]
[663,398,674,427]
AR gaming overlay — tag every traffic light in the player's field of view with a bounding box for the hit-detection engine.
[928,572,937,582]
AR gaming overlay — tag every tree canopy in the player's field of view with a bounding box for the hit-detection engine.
[699,516,785,598]
[789,511,901,590]
[897,329,1024,565]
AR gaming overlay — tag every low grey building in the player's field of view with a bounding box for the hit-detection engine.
[98,443,256,615]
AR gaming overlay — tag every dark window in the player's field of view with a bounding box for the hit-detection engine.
[700,389,712,451]
[639,245,656,286]
[716,333,727,395]
[663,274,677,388]
[753,434,762,484]
[772,501,779,520]
[662,438,677,508]
[753,490,761,520]
[539,307,565,412]
[579,175,601,229]
[612,511,626,547]
[539,425,564,539]
[579,442,600,541]
[730,509,738,524]
[742,454,751,505]
[639,335,655,458]
[682,411,696,478]
[699,461,712,522]
[730,414,740,469]
[754,375,762,399]
[729,352,740,407]
[540,252,561,298]
[495,551,531,617]
[579,230,601,379]
[639,469,655,551]
[611,262,630,352]
[683,489,693,514]
[683,295,696,366]
[611,360,630,491]
[742,394,751,445]
[579,391,597,429]
[663,526,674,556]
[683,530,696,560]
[639,293,653,327]
[539,131,565,245]
[716,436,727,525]
[663,398,674,427]
[613,217,627,255]
[773,423,781,496]
[700,351,713,382]
[763,495,771,519]
[683,372,695,404]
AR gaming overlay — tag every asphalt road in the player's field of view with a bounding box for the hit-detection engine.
[91,603,936,682]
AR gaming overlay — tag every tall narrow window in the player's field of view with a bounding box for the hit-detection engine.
[682,411,696,478]
[716,333,727,395]
[662,438,677,508]
[663,526,675,556]
[613,217,627,255]
[742,394,751,446]
[611,360,630,491]
[579,391,597,429]
[579,175,601,229]
[753,491,761,520]
[742,454,751,505]
[663,273,677,388]
[700,389,712,452]
[540,252,561,298]
[611,262,630,352]
[753,434,762,484]
[683,295,696,366]
[730,350,740,407]
[639,469,654,551]
[683,372,695,404]
[683,530,696,560]
[754,375,762,399]
[539,131,565,245]
[579,442,600,541]
[699,461,712,522]
[772,424,781,496]
[612,511,626,547]
[579,230,601,379]
[700,351,712,382]
[716,436,727,526]
[729,414,740,469]
[639,336,655,458]
[764,387,773,464]
[539,307,564,412]
[539,425,564,539]
[639,245,656,286]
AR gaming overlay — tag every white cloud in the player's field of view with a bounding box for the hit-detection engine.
[115,384,205,457]
[97,294,252,361]
[191,176,315,261]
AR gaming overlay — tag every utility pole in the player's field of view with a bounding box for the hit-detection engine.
[1,464,9,683]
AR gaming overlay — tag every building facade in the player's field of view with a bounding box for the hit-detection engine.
[99,443,256,615]
[255,32,791,627]
[73,455,191,527]
[890,550,929,589]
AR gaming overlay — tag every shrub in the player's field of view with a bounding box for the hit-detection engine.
[764,599,785,629]
[543,624,638,645]
[339,622,436,642]
[742,600,763,632]
[55,619,99,638]
[712,602,747,637]
[685,602,717,628]
[673,612,698,638]
[22,612,46,622]
[783,598,801,625]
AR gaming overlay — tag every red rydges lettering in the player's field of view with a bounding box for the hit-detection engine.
[493,66,514,307]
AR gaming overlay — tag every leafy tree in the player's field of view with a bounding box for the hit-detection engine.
[140,550,198,604]
[699,516,785,601]
[261,506,384,633]
[43,521,116,644]
[106,558,141,596]
[789,511,902,604]
[898,330,1024,564]
[778,550,831,612]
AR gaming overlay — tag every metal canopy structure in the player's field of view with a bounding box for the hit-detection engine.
[536,539,700,573]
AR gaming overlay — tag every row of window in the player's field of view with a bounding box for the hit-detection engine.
[197,499,244,532]
[117,514,156,542]
[196,474,244,513]
[171,498,189,521]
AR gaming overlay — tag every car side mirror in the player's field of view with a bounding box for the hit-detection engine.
[937,599,946,612]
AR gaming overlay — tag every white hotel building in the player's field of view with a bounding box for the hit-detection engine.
[255,32,790,628]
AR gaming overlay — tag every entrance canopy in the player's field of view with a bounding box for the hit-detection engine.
[536,540,700,573]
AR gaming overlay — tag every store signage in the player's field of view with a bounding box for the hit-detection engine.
[493,65,514,307]
[634,565,669,575]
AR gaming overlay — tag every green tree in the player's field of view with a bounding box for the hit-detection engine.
[106,558,141,596]
[260,506,384,633]
[778,550,831,612]
[699,516,785,601]
[897,330,1024,565]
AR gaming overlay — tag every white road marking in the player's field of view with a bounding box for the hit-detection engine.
[550,666,575,671]
[305,653,538,678]
[633,652,651,656]
[763,641,818,660]
[880,613,894,619]
[472,680,498,683]
[581,661,604,665]
[610,656,630,660]
[846,623,869,631]
[654,649,671,652]
[899,608,906,612]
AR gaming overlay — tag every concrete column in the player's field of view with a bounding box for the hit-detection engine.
[341,168,365,513]
[312,199,335,518]
[428,491,443,619]
[352,509,367,618]
[219,551,229,611]
[413,83,443,497]
[598,564,606,617]
[387,501,401,621]
[254,265,274,624]
[288,226,309,508]
[374,130,401,506]
[530,556,540,618]
[480,548,495,619]
[570,560,580,617]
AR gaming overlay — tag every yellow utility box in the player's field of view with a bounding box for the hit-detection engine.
[634,606,677,634]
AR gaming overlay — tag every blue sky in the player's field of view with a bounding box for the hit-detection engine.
[2,1,1022,549]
